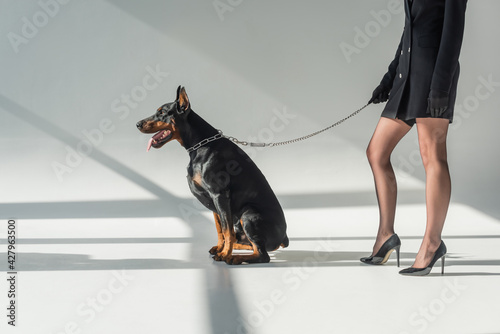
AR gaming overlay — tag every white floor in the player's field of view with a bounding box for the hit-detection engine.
[1,138,500,334]
[2,1,500,333]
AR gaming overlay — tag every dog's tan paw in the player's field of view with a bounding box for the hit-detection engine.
[212,253,224,261]
[209,246,222,255]
[224,255,244,265]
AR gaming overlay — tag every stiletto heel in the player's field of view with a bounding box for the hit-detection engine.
[396,245,401,268]
[441,255,445,275]
[399,241,447,276]
[360,234,401,266]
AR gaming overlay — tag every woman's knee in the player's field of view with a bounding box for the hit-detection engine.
[419,143,448,170]
[416,118,450,169]
[366,144,390,168]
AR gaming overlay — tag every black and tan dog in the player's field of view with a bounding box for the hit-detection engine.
[136,86,288,264]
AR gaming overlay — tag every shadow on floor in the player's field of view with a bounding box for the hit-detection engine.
[6,249,499,273]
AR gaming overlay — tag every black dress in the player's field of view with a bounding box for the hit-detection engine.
[380,0,468,124]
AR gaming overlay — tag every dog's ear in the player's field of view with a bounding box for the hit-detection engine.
[177,86,190,113]
[176,85,182,101]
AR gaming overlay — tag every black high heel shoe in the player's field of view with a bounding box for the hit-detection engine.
[399,241,447,276]
[360,234,401,267]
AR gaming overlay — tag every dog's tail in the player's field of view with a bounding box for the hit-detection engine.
[280,234,289,248]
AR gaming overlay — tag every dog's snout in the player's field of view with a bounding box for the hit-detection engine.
[136,121,143,129]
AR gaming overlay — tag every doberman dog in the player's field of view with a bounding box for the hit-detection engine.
[136,86,288,264]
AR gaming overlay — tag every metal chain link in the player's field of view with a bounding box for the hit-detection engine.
[185,103,370,153]
[186,131,223,153]
[224,103,370,148]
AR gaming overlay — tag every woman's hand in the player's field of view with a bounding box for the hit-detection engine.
[428,90,449,117]
[369,84,390,104]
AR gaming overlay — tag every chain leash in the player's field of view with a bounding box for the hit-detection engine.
[186,103,370,152]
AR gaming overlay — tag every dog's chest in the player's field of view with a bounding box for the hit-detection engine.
[186,164,215,211]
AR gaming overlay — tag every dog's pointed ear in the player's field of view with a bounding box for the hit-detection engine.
[176,85,182,101]
[177,86,190,113]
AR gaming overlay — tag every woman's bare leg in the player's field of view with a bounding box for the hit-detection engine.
[366,117,412,255]
[412,118,451,268]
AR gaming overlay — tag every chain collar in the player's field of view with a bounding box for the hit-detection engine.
[186,131,224,153]
[185,130,267,154]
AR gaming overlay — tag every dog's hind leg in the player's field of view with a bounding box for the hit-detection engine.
[223,210,271,265]
[224,241,270,265]
[233,243,254,250]
[280,234,289,249]
[233,219,254,251]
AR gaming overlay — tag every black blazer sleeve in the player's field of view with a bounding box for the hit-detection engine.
[430,0,468,93]
[380,33,404,89]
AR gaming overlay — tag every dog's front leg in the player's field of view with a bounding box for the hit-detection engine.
[209,212,224,255]
[212,192,240,264]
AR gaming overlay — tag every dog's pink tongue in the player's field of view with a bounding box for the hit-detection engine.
[146,138,154,152]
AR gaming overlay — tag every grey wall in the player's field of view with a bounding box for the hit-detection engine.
[1,1,499,218]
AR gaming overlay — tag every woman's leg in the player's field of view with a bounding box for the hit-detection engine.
[413,118,451,268]
[366,117,412,255]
